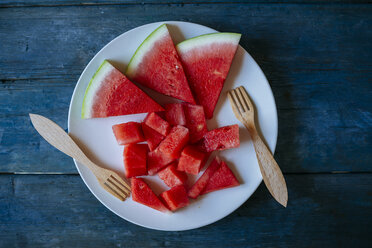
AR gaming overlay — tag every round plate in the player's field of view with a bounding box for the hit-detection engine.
[68,21,277,231]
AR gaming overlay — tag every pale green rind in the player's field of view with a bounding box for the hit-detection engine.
[81,60,114,119]
[126,24,168,77]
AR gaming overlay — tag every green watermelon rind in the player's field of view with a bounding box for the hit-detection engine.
[81,60,112,119]
[126,24,168,77]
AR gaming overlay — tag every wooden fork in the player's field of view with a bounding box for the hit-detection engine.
[228,86,288,207]
[29,114,131,201]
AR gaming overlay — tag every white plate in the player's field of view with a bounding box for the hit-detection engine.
[68,21,277,231]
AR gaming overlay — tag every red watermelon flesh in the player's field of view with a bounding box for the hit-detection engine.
[160,185,189,211]
[158,162,188,188]
[147,149,173,176]
[141,122,165,151]
[126,24,195,104]
[188,157,221,199]
[131,178,169,213]
[165,103,186,126]
[200,124,240,152]
[176,33,241,119]
[82,60,164,119]
[144,112,171,136]
[201,161,240,195]
[123,144,148,178]
[177,146,207,175]
[183,103,208,143]
[112,122,145,145]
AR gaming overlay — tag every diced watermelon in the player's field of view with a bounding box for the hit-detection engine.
[201,161,240,195]
[123,144,148,178]
[188,157,221,199]
[141,122,165,151]
[177,146,207,175]
[144,112,171,136]
[82,60,164,119]
[199,124,240,152]
[183,103,208,143]
[112,122,145,145]
[126,24,195,104]
[147,149,173,176]
[158,162,188,188]
[160,185,189,211]
[177,33,241,119]
[131,178,169,213]
[164,103,186,126]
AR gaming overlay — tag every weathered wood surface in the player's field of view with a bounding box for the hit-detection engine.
[0,174,371,247]
[0,3,371,173]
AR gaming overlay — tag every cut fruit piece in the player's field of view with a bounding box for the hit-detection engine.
[201,161,240,195]
[183,103,208,143]
[158,163,188,188]
[82,60,164,119]
[177,146,207,175]
[147,149,174,176]
[112,122,145,145]
[165,103,186,126]
[160,185,189,211]
[123,144,148,178]
[131,178,169,212]
[141,122,165,151]
[126,24,195,104]
[188,157,221,199]
[177,33,241,119]
[144,112,171,136]
[199,124,240,152]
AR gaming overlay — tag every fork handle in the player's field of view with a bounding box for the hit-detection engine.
[247,125,288,207]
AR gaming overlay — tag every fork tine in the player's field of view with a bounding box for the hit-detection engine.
[238,86,254,111]
[107,177,130,196]
[110,175,131,191]
[230,90,245,114]
[227,92,241,116]
[235,88,249,112]
[102,182,126,201]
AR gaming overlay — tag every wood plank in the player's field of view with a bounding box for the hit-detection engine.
[0,4,371,173]
[0,174,371,247]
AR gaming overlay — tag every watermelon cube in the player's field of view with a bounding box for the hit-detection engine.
[188,157,221,198]
[147,149,174,176]
[183,103,208,143]
[177,146,207,175]
[200,124,240,152]
[201,161,240,195]
[158,163,188,188]
[112,122,145,145]
[123,144,148,178]
[160,185,189,211]
[131,178,169,213]
[142,122,165,151]
[165,103,186,126]
[144,112,171,136]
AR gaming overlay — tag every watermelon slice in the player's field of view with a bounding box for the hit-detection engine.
[131,178,169,212]
[147,149,174,176]
[183,103,208,143]
[144,112,171,136]
[158,162,188,188]
[201,161,240,195]
[177,146,207,175]
[123,144,148,178]
[126,24,195,104]
[112,122,145,145]
[81,60,163,118]
[164,103,186,126]
[177,33,241,119]
[160,185,189,211]
[200,124,240,152]
[141,122,165,151]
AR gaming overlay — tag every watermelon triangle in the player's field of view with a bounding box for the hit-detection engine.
[126,24,195,104]
[131,178,169,213]
[177,33,241,119]
[82,60,164,118]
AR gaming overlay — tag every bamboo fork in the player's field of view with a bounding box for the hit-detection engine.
[228,86,288,207]
[29,114,131,201]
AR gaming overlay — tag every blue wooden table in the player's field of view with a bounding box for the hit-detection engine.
[1,0,371,247]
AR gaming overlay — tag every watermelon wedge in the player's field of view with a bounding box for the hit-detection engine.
[158,162,188,188]
[199,124,240,152]
[201,161,240,195]
[112,122,145,145]
[81,60,163,119]
[131,178,169,213]
[160,185,189,211]
[144,112,171,136]
[123,144,148,178]
[177,145,207,175]
[165,103,186,126]
[142,122,165,151]
[177,33,241,119]
[183,103,208,143]
[126,24,195,104]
